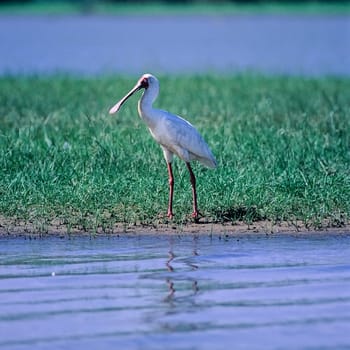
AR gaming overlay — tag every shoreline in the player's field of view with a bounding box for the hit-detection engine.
[1,218,349,237]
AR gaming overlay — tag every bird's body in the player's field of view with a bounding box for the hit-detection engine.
[109,73,217,219]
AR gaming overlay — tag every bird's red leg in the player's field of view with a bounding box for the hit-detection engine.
[186,163,199,219]
[167,162,174,219]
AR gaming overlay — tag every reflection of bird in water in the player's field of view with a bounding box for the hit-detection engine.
[166,251,175,272]
[164,251,176,302]
[164,278,175,303]
[192,280,199,293]
[163,248,199,303]
[189,249,199,270]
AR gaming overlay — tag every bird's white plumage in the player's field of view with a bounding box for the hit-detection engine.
[109,73,217,219]
[130,74,217,168]
[146,109,216,168]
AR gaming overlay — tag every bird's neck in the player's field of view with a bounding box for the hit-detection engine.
[138,87,159,126]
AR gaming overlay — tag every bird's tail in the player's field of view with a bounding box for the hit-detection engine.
[199,156,217,168]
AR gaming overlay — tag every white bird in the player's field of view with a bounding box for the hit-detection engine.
[109,73,217,220]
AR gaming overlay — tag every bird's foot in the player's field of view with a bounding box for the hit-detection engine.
[167,211,174,220]
[191,211,204,223]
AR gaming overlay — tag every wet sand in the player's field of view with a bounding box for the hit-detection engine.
[1,215,349,237]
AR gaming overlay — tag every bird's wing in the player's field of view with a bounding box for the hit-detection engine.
[154,111,217,168]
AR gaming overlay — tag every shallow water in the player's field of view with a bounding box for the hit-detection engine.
[0,15,349,76]
[0,233,350,350]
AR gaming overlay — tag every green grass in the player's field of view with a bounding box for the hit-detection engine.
[0,74,350,232]
[0,1,349,16]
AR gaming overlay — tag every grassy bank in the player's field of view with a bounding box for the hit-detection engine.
[0,74,349,232]
[0,1,349,16]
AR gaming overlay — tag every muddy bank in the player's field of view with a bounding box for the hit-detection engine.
[1,216,349,237]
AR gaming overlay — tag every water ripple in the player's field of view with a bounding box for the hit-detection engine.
[0,234,349,350]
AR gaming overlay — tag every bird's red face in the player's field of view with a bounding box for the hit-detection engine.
[139,76,149,89]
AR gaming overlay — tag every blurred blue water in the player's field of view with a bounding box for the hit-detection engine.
[0,15,349,76]
[0,233,350,350]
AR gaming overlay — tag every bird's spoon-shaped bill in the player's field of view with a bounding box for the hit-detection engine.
[109,82,142,114]
[109,100,123,114]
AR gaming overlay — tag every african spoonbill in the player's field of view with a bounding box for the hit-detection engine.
[109,73,217,219]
